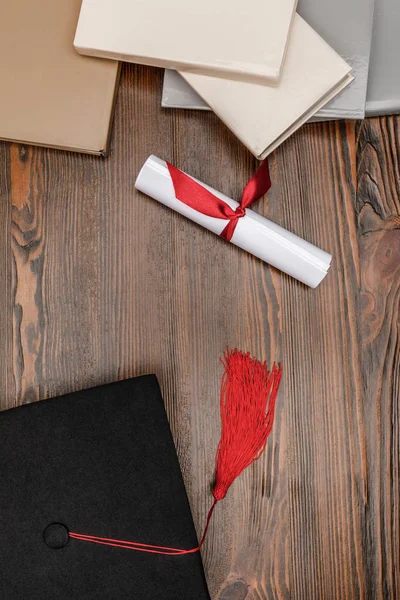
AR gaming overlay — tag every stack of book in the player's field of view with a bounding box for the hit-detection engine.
[0,0,397,157]
[162,0,376,124]
[72,0,353,159]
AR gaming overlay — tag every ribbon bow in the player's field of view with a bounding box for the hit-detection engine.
[167,159,271,241]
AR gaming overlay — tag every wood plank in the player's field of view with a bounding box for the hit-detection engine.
[171,112,287,599]
[8,65,175,402]
[0,143,14,408]
[9,143,49,405]
[276,120,371,600]
[357,116,400,600]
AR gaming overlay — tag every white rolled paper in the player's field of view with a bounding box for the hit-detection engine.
[135,155,332,288]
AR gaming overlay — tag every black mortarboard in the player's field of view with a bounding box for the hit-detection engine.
[0,350,282,600]
[0,376,210,599]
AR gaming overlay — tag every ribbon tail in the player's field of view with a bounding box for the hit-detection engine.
[220,219,238,242]
[167,162,238,221]
[241,158,271,209]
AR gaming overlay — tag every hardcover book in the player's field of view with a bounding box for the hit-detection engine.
[162,0,375,121]
[298,0,375,120]
[180,15,353,159]
[0,0,120,155]
[366,0,400,116]
[74,0,297,84]
[162,70,210,110]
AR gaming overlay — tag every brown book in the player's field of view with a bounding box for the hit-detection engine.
[0,0,120,155]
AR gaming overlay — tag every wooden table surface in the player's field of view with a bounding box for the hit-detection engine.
[0,65,399,600]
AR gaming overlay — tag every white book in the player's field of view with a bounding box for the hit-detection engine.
[180,15,352,159]
[74,0,297,84]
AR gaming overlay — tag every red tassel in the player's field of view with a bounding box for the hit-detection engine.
[69,349,282,554]
[212,349,282,502]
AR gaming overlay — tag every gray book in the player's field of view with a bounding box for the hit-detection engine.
[366,0,400,116]
[162,1,375,120]
[298,0,375,120]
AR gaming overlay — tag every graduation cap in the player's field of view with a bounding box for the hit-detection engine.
[0,350,281,599]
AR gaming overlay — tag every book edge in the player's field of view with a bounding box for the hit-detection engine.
[74,42,284,84]
[365,99,400,117]
[258,73,354,158]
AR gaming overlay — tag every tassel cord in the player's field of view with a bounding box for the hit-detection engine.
[69,499,219,556]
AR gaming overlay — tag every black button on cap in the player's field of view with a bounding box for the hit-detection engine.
[43,523,69,549]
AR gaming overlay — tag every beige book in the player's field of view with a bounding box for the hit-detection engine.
[0,0,120,155]
[181,15,353,159]
[74,0,297,84]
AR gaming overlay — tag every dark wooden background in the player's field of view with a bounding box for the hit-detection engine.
[0,65,399,600]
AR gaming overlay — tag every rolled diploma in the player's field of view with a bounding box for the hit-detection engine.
[135,155,332,288]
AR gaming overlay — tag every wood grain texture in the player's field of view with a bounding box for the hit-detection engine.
[278,121,365,600]
[0,64,399,599]
[0,143,14,408]
[357,116,400,600]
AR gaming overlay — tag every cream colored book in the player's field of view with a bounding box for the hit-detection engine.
[74,0,297,84]
[181,15,353,159]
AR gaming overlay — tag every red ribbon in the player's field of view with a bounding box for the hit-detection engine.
[166,158,271,241]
